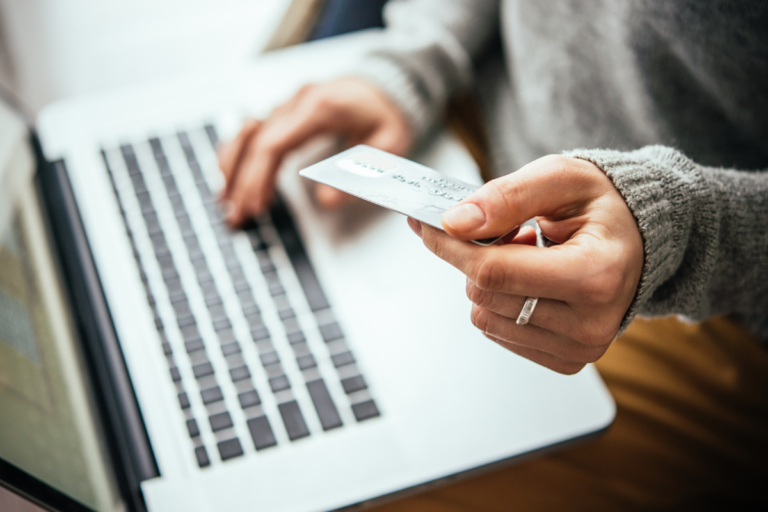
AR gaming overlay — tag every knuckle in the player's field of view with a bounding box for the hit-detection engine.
[465,281,489,307]
[474,256,506,291]
[573,318,617,347]
[470,306,492,333]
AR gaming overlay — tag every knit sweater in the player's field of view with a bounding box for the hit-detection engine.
[351,0,768,341]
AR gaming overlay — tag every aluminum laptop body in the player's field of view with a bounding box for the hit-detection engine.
[35,33,615,512]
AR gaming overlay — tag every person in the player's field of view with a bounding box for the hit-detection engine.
[219,1,768,509]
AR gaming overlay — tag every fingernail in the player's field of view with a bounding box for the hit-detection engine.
[442,203,485,232]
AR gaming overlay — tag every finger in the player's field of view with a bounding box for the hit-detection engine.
[315,184,354,209]
[218,119,260,197]
[465,280,578,335]
[227,104,336,224]
[441,155,609,240]
[471,305,608,364]
[506,225,537,245]
[483,332,586,375]
[420,224,587,299]
[407,217,422,237]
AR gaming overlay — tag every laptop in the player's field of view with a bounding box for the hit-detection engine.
[2,31,615,512]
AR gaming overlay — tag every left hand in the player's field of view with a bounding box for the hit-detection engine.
[407,155,644,374]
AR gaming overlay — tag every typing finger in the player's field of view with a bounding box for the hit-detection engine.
[218,119,260,198]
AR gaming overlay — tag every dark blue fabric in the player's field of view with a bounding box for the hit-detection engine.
[308,0,389,40]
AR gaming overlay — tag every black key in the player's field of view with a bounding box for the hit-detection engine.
[245,312,263,328]
[230,366,250,382]
[185,337,205,353]
[269,282,285,297]
[186,418,200,437]
[260,351,280,366]
[162,341,173,355]
[170,367,181,382]
[162,268,179,282]
[193,362,214,379]
[271,197,331,311]
[278,401,310,441]
[217,438,244,461]
[341,375,367,394]
[181,324,200,340]
[154,316,164,331]
[278,308,295,320]
[221,342,241,356]
[251,326,270,342]
[234,281,250,293]
[352,400,380,422]
[205,124,219,146]
[260,261,276,274]
[194,446,210,468]
[237,289,255,304]
[177,314,196,329]
[178,392,190,409]
[169,289,187,304]
[208,304,227,322]
[242,303,260,317]
[197,271,214,286]
[282,318,301,336]
[247,416,277,450]
[331,351,355,368]
[269,375,290,392]
[205,294,222,307]
[209,411,233,432]
[248,233,267,252]
[306,380,342,431]
[165,277,183,294]
[287,331,305,345]
[201,386,224,404]
[320,322,343,343]
[212,318,231,332]
[218,329,236,344]
[201,282,218,297]
[172,300,191,316]
[238,390,261,409]
[296,354,317,370]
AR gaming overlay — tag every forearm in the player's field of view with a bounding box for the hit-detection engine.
[567,145,768,340]
[350,0,500,139]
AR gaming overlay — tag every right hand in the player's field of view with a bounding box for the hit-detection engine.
[218,77,414,226]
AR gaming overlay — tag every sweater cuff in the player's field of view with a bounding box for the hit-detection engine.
[564,146,695,333]
[345,55,435,140]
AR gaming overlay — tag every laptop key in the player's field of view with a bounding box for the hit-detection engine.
[170,367,181,382]
[193,362,214,379]
[201,386,224,404]
[296,354,317,370]
[260,351,280,367]
[238,389,261,408]
[287,331,305,345]
[185,338,205,353]
[320,322,343,343]
[331,351,355,368]
[306,379,342,431]
[341,375,367,394]
[230,366,251,382]
[186,418,200,438]
[194,446,210,468]
[217,438,244,461]
[178,392,191,410]
[251,326,270,342]
[209,411,234,432]
[221,341,241,356]
[247,416,277,450]
[352,400,380,422]
[269,375,291,392]
[278,401,310,441]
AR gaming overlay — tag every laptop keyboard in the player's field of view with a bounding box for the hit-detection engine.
[100,125,379,468]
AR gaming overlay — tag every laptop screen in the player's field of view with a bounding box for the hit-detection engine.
[0,100,122,511]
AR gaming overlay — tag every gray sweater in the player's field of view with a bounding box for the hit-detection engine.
[352,0,768,342]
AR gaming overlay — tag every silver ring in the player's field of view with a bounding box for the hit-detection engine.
[516,297,539,326]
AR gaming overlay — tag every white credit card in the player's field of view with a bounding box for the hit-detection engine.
[298,145,504,245]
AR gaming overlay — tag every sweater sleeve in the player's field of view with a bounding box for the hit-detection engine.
[566,145,768,341]
[348,0,500,139]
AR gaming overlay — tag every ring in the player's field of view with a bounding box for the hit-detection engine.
[516,297,539,326]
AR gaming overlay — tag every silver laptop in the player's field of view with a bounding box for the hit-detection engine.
[27,32,614,512]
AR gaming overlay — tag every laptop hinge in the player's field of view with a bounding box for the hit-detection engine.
[32,131,158,512]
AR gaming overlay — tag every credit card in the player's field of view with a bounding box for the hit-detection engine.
[298,145,508,246]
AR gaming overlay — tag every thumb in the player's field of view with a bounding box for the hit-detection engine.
[441,155,604,240]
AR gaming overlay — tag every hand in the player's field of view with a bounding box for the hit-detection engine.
[407,155,644,374]
[218,77,413,225]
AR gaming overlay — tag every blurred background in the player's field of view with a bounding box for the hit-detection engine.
[0,0,388,115]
